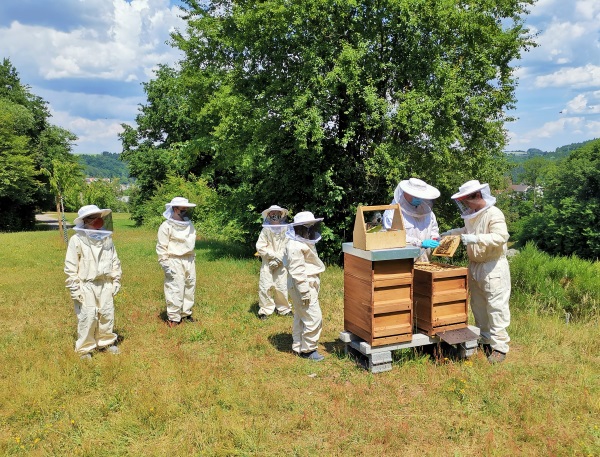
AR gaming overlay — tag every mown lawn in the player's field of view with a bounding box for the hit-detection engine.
[0,213,598,456]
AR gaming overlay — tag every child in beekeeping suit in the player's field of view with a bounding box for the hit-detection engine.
[65,205,122,360]
[256,205,293,320]
[157,197,197,327]
[284,211,326,361]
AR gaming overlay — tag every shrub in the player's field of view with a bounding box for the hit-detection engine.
[510,242,600,321]
[139,175,248,246]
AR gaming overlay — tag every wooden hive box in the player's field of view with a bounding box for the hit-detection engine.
[343,243,419,346]
[413,262,469,336]
[353,204,406,251]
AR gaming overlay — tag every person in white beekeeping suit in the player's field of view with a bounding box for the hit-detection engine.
[382,178,441,262]
[284,211,326,361]
[65,205,122,360]
[441,180,511,363]
[157,197,197,328]
[256,205,293,320]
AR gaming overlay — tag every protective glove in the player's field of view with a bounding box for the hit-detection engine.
[421,239,440,249]
[112,282,121,296]
[461,234,478,245]
[302,296,311,306]
[268,260,279,270]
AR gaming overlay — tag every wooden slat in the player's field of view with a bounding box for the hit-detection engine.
[344,320,372,343]
[373,275,413,288]
[430,290,467,304]
[371,332,413,346]
[432,313,467,326]
[373,298,412,314]
[374,259,413,276]
[373,322,412,338]
[433,301,468,318]
[343,254,373,282]
[433,277,467,293]
[373,284,411,303]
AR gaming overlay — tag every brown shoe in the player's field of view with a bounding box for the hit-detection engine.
[487,350,506,364]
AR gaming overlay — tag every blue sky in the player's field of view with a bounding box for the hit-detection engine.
[1,0,599,154]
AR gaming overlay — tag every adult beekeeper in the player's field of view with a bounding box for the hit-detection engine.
[382,178,441,262]
[285,211,326,361]
[65,205,122,359]
[441,180,511,363]
[256,205,293,320]
[157,197,197,327]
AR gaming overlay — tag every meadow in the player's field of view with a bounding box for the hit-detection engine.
[0,213,598,456]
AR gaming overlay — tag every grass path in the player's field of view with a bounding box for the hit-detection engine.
[0,214,598,456]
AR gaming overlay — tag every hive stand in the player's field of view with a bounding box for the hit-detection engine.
[339,326,480,373]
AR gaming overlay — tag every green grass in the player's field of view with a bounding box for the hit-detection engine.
[0,214,598,456]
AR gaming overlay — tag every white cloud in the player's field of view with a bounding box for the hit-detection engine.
[564,93,600,114]
[0,0,184,83]
[535,64,600,89]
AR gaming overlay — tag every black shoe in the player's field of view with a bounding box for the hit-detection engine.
[258,314,269,321]
[299,350,324,361]
[480,343,492,356]
[487,350,507,364]
[183,316,196,323]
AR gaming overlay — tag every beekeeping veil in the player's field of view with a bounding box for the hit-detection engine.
[73,205,113,241]
[451,180,496,220]
[261,205,289,233]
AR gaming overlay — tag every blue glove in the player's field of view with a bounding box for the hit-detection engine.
[421,239,440,249]
[461,234,478,245]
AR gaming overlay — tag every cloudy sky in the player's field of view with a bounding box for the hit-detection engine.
[1,0,599,154]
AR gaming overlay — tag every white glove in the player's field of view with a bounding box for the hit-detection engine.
[302,297,311,306]
[112,282,121,296]
[461,234,478,245]
[268,260,279,270]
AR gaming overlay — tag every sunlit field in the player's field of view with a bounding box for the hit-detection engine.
[0,213,598,456]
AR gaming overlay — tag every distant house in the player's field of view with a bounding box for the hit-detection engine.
[509,184,530,193]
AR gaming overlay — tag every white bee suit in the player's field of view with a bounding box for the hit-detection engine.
[65,230,122,355]
[382,180,440,262]
[444,205,511,353]
[156,219,197,322]
[256,226,292,316]
[285,239,326,354]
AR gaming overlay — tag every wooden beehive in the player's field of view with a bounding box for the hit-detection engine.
[343,249,415,346]
[353,204,406,251]
[413,262,469,336]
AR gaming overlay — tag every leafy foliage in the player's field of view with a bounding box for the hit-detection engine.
[0,58,81,230]
[510,243,600,320]
[122,0,535,261]
[76,152,131,182]
[516,139,600,259]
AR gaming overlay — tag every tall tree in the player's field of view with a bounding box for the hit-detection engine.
[124,0,535,259]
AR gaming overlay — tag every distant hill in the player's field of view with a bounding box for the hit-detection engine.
[76,152,131,183]
[506,138,600,183]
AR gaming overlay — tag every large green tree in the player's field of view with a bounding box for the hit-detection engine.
[123,0,534,260]
[0,58,80,231]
